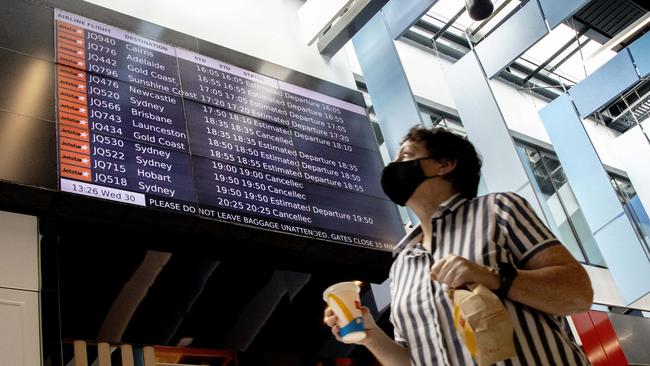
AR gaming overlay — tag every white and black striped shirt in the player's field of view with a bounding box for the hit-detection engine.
[389,192,590,366]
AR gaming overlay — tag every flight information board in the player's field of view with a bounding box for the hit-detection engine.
[54,9,403,250]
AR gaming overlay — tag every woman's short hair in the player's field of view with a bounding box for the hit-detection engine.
[402,126,482,198]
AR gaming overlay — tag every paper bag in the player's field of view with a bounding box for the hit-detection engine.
[449,284,516,366]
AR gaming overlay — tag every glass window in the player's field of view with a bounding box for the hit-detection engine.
[516,142,607,266]
[425,111,466,137]
[611,176,650,247]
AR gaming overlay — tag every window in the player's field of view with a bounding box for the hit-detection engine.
[422,110,466,137]
[516,142,606,266]
[610,175,650,249]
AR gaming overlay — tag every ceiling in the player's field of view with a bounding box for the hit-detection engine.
[416,0,650,131]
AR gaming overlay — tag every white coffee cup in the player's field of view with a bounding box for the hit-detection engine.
[323,281,366,343]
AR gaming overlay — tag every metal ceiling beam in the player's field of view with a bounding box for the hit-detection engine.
[402,29,467,60]
[523,26,590,83]
[548,38,590,74]
[432,7,466,40]
[414,19,471,48]
[507,61,565,91]
[498,71,561,100]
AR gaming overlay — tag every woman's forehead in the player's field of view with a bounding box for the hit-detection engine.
[400,139,426,151]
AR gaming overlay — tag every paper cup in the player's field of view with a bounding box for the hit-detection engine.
[323,281,366,343]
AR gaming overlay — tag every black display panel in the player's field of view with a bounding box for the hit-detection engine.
[54,9,403,250]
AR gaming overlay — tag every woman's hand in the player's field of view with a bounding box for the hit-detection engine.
[323,306,378,345]
[324,305,412,366]
[430,254,499,289]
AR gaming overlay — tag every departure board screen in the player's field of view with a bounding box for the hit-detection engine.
[54,9,403,250]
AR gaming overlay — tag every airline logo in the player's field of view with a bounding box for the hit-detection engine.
[56,20,86,69]
[59,123,89,142]
[56,25,92,184]
[58,76,86,92]
[57,86,86,104]
[58,111,88,129]
[58,42,85,60]
[59,99,88,117]
[60,163,91,182]
[60,136,89,155]
[57,20,84,36]
[57,65,86,82]
[60,150,91,168]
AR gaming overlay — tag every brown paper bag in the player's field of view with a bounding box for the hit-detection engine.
[448,284,516,366]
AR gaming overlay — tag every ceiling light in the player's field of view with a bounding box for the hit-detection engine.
[465,0,494,21]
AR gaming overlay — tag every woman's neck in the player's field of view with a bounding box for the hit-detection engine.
[409,187,458,250]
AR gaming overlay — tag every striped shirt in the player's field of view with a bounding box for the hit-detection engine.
[389,192,590,366]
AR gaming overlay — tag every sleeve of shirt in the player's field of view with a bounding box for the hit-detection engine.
[493,192,561,267]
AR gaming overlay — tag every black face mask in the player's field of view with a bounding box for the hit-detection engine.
[381,157,439,206]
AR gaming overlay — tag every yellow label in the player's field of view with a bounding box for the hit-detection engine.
[327,294,354,322]
[454,303,477,356]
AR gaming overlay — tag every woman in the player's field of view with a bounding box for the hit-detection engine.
[324,126,593,366]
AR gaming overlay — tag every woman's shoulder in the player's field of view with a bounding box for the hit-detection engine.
[391,225,422,257]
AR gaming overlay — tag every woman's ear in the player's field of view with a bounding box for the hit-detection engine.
[438,158,457,176]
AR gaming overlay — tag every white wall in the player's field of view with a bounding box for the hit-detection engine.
[0,211,39,291]
[583,265,627,307]
[0,211,41,366]
[583,118,622,168]
[82,0,357,89]
[345,42,363,76]
[489,78,552,144]
[395,40,457,110]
